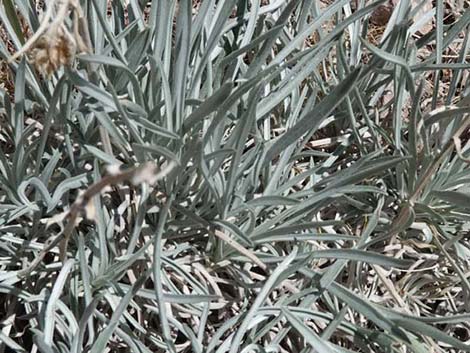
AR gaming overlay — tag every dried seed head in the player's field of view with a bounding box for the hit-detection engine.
[9,0,91,78]
[29,26,76,77]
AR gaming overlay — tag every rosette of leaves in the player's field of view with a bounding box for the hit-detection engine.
[0,1,470,352]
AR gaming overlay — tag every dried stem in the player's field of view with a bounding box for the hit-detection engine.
[18,162,175,277]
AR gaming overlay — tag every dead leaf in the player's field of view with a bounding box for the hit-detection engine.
[412,0,434,34]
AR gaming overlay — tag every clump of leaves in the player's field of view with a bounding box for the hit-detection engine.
[1,1,470,352]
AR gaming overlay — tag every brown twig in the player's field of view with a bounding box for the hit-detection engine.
[18,162,175,277]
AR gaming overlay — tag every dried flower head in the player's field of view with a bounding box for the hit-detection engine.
[8,0,91,78]
[29,26,77,77]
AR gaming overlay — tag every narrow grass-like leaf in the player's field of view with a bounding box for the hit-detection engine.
[433,190,470,208]
[44,260,75,346]
[265,67,362,163]
[183,82,233,132]
[0,330,27,353]
[228,248,298,353]
[257,249,412,269]
[247,196,300,207]
[282,307,335,353]
[90,269,151,353]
